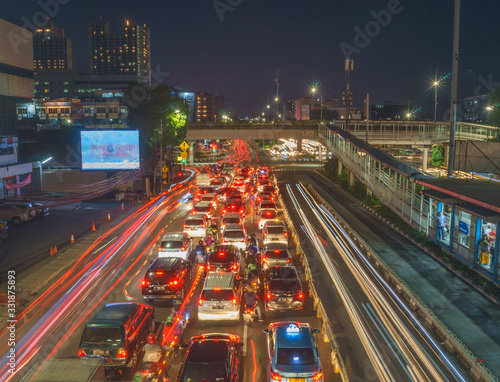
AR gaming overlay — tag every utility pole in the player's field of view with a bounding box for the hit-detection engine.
[344,58,354,131]
[448,0,461,178]
[274,70,279,123]
[365,92,370,142]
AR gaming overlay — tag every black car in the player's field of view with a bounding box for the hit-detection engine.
[177,333,242,382]
[142,258,192,303]
[206,244,240,273]
[263,266,304,312]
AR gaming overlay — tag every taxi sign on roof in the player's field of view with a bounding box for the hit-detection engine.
[286,324,300,334]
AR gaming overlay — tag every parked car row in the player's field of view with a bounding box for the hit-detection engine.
[0,198,49,225]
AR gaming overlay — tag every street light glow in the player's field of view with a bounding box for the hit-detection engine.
[486,106,493,110]
[275,97,278,101]
[433,81,438,86]
[41,157,53,164]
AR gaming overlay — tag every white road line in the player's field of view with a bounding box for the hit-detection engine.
[92,236,118,254]
[243,322,248,356]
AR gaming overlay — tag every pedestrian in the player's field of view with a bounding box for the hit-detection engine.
[478,234,490,265]
[435,211,447,240]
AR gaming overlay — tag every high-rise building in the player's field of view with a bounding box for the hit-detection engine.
[89,19,150,84]
[195,92,225,122]
[33,22,72,74]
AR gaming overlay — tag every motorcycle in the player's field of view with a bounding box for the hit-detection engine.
[243,305,256,324]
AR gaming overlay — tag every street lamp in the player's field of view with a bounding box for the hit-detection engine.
[433,80,439,121]
[311,86,323,122]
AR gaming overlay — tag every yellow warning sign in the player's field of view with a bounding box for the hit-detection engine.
[162,165,168,173]
[179,141,189,151]
[181,151,187,158]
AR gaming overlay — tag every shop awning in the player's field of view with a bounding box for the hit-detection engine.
[422,189,459,204]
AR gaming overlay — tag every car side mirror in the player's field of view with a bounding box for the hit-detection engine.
[313,329,320,334]
[180,342,189,348]
[263,329,269,334]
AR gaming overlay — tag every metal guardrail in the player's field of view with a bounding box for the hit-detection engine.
[306,177,498,382]
[275,174,349,381]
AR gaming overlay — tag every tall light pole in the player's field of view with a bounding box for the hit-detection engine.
[274,70,279,123]
[448,0,461,178]
[311,86,323,122]
[433,80,439,121]
[468,69,476,122]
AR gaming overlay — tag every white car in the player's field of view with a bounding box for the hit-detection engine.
[200,193,218,209]
[221,212,244,232]
[258,209,278,229]
[183,214,208,238]
[262,220,288,245]
[158,232,192,260]
[221,224,247,250]
[197,272,241,321]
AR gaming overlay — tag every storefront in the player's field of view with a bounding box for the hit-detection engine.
[425,190,457,249]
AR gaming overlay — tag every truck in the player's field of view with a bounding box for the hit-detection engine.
[20,357,107,382]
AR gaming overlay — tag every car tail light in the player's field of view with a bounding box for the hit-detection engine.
[214,287,221,291]
[158,247,163,251]
[232,298,238,305]
[202,224,205,228]
[183,224,187,228]
[116,349,128,358]
[192,211,196,214]
[313,370,323,381]
[264,233,267,236]
[284,232,288,236]
[78,348,86,356]
[156,271,163,276]
[141,280,148,286]
[286,258,291,264]
[181,247,186,251]
[266,293,271,300]
[297,292,304,299]
[198,298,204,306]
[207,265,211,271]
[223,209,227,214]
[169,280,178,285]
[240,209,244,214]
[266,212,271,216]
[270,370,281,381]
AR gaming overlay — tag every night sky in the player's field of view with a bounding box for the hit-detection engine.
[2,0,500,118]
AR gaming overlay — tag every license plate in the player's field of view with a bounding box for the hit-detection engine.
[154,286,165,291]
[92,350,107,356]
[278,297,285,302]
[290,379,305,382]
[212,305,224,309]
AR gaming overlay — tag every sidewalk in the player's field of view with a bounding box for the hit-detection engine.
[0,206,136,328]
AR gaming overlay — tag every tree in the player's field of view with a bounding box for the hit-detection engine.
[125,84,188,152]
[430,145,445,167]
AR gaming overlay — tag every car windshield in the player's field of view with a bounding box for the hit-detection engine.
[182,362,228,381]
[267,227,284,235]
[276,347,315,366]
[201,196,214,201]
[161,241,183,249]
[265,249,289,259]
[223,231,244,239]
[260,202,275,209]
[223,218,241,225]
[185,220,204,226]
[196,206,210,212]
[201,289,234,301]
[81,327,122,344]
[209,252,235,264]
[269,279,301,291]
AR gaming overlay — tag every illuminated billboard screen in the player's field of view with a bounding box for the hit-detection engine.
[80,130,140,170]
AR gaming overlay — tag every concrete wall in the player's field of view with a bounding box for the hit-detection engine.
[42,169,107,193]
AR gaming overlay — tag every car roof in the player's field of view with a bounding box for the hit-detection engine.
[201,193,217,198]
[186,213,207,220]
[265,266,298,279]
[223,212,241,218]
[273,322,315,349]
[224,224,244,231]
[90,303,140,324]
[195,201,211,207]
[264,220,285,227]
[264,242,289,251]
[162,232,186,240]
[212,244,239,253]
[148,257,183,271]
[203,272,236,289]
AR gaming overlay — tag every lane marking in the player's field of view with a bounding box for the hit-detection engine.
[243,322,248,356]
[92,236,117,254]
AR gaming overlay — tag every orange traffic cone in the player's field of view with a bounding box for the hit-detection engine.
[54,246,58,254]
[70,234,75,243]
[50,246,54,256]
[107,213,111,221]
[92,222,96,231]
[121,203,124,210]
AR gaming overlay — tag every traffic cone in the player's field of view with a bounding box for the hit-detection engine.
[107,213,111,221]
[70,234,75,244]
[121,203,124,210]
[50,246,54,256]
[92,222,96,231]
[54,246,58,254]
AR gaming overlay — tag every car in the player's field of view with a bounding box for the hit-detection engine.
[183,213,208,237]
[263,266,304,311]
[10,198,50,217]
[262,185,278,196]
[261,243,292,270]
[0,201,33,225]
[221,212,244,230]
[231,177,247,193]
[209,178,224,190]
[221,224,247,251]
[79,303,155,369]
[206,244,241,273]
[256,191,276,203]
[216,187,233,203]
[200,192,218,208]
[192,201,214,219]
[177,333,242,382]
[158,232,192,260]
[142,257,192,303]
[197,272,242,321]
[256,179,270,192]
[258,209,278,229]
[195,186,215,201]
[258,200,277,215]
[263,321,323,381]
[262,220,288,245]
[222,199,245,217]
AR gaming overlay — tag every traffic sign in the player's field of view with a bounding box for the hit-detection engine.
[162,174,168,179]
[179,141,189,151]
[162,165,168,173]
[181,151,187,159]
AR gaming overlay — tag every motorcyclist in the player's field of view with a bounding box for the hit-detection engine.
[204,233,214,247]
[195,240,206,264]
[243,286,263,322]
[248,233,257,246]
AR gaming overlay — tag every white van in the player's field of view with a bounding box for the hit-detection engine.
[197,272,242,321]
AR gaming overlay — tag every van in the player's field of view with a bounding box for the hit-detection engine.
[197,272,242,321]
[79,303,155,369]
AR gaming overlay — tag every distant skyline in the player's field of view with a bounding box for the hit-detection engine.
[2,0,500,118]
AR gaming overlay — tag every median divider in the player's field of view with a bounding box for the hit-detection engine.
[306,184,498,382]
[278,193,349,381]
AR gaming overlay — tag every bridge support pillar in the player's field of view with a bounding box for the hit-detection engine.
[350,171,355,186]
[189,141,195,164]
[422,147,429,172]
[297,139,302,152]
[337,161,342,175]
[444,144,450,168]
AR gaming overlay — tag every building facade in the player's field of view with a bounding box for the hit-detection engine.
[195,92,225,122]
[0,18,34,196]
[369,98,418,120]
[33,22,72,74]
[292,97,360,121]
[89,19,150,84]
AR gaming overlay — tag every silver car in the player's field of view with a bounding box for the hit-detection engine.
[261,243,292,270]
[183,214,208,238]
[197,272,242,321]
[262,220,288,245]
